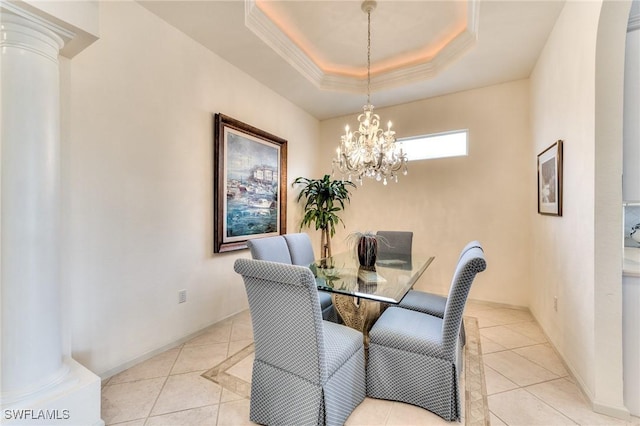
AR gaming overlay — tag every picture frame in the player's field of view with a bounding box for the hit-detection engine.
[213,113,287,253]
[537,140,563,216]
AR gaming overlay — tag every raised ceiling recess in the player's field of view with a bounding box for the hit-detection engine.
[245,0,479,94]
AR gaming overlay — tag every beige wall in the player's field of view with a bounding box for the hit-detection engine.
[318,80,532,307]
[530,0,629,416]
[58,4,632,415]
[62,0,319,376]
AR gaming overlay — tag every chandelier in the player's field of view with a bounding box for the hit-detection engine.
[332,0,408,186]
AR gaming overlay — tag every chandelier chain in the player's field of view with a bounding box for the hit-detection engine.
[367,8,371,105]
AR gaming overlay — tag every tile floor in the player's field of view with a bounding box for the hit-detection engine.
[101,301,639,425]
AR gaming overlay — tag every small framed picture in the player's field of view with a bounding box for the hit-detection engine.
[537,140,563,216]
[213,113,287,253]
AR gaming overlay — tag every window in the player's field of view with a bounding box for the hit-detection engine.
[399,130,468,161]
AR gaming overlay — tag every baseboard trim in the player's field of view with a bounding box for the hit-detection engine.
[467,297,530,312]
[592,401,631,421]
[97,310,248,383]
[529,311,631,421]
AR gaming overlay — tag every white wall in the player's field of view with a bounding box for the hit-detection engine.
[61,0,319,376]
[319,80,532,307]
[530,0,629,416]
[624,7,640,202]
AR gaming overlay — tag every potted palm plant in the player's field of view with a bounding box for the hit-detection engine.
[293,174,356,260]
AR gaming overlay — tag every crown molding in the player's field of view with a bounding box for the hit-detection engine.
[244,0,479,94]
[244,0,325,85]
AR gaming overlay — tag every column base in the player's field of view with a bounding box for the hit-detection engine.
[1,358,103,425]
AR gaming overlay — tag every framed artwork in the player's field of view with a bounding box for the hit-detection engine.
[213,113,287,253]
[537,140,563,216]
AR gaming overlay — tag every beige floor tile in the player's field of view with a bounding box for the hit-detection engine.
[228,339,253,357]
[504,321,548,344]
[230,309,252,325]
[217,399,254,426]
[171,343,229,375]
[220,388,247,403]
[473,308,532,327]
[480,334,507,354]
[145,405,219,425]
[226,352,254,384]
[151,371,222,416]
[513,343,568,377]
[483,350,558,386]
[230,322,253,342]
[480,325,541,349]
[475,316,503,328]
[109,348,180,385]
[107,420,145,426]
[101,377,165,425]
[385,401,451,425]
[488,388,575,425]
[484,365,519,395]
[186,322,232,346]
[490,412,508,425]
[526,378,631,425]
[345,397,393,425]
[103,304,604,425]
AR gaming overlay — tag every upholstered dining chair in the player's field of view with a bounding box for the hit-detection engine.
[283,233,338,323]
[248,234,338,322]
[234,259,366,425]
[246,235,292,264]
[366,244,486,421]
[376,231,413,259]
[398,241,483,345]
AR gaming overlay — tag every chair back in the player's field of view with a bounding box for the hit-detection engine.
[247,236,292,264]
[283,233,315,266]
[457,240,483,262]
[376,231,413,259]
[234,258,327,384]
[441,242,486,357]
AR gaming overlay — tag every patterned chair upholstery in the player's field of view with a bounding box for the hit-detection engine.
[399,241,483,345]
[366,244,486,421]
[283,233,339,323]
[234,259,366,425]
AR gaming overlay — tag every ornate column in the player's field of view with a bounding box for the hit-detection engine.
[1,5,102,425]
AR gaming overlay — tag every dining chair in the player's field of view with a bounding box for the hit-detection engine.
[283,233,339,323]
[376,231,413,259]
[246,235,292,264]
[248,234,337,323]
[399,240,483,345]
[366,244,486,421]
[234,258,366,425]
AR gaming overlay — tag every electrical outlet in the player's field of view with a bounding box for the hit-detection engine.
[178,289,187,304]
[553,296,558,312]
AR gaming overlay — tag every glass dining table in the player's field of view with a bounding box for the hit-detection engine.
[310,251,435,344]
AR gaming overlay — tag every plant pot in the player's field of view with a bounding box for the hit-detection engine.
[357,234,377,270]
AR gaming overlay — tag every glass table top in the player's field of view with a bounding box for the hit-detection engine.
[310,251,435,304]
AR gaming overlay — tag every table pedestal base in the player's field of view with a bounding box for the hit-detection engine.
[332,294,386,348]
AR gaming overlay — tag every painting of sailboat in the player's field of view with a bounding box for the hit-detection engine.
[214,114,287,253]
